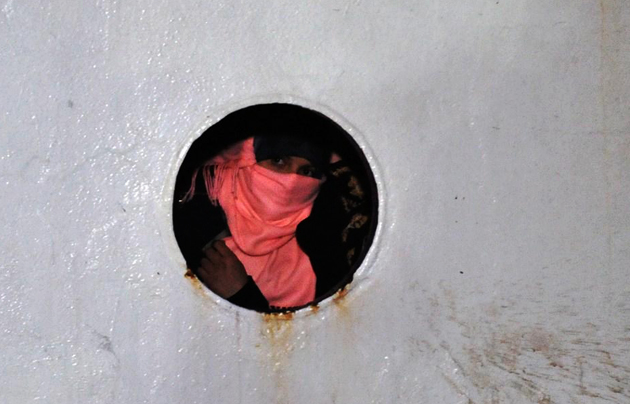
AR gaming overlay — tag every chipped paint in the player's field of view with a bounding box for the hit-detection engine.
[184,268,204,292]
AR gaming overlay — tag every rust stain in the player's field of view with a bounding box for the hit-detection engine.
[528,329,553,355]
[434,283,630,402]
[332,285,352,320]
[331,282,358,386]
[184,268,204,291]
[262,311,294,324]
[333,284,350,304]
[260,311,294,351]
[440,372,477,404]
[260,311,295,404]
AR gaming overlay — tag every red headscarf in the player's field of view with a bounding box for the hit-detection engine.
[186,138,323,308]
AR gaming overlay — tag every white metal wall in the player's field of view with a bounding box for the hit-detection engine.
[1,1,629,403]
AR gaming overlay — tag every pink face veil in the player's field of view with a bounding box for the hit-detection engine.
[184,138,324,308]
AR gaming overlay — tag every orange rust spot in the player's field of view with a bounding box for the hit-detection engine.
[309,304,319,314]
[332,285,352,321]
[261,311,294,339]
[259,308,295,401]
[262,311,294,322]
[184,268,203,291]
[333,284,350,303]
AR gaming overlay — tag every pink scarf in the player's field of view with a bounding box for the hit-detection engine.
[186,138,323,308]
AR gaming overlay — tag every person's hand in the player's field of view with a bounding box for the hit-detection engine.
[196,240,248,298]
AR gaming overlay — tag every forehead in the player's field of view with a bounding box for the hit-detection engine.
[289,156,313,166]
[260,155,313,166]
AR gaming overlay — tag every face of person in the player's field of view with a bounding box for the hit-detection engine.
[257,156,320,178]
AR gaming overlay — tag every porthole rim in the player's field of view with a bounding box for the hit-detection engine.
[159,94,388,319]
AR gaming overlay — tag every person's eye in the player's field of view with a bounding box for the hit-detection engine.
[298,166,318,178]
[271,157,286,166]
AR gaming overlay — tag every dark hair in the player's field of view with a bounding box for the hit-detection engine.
[253,133,331,175]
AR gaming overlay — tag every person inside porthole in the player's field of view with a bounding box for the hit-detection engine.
[173,104,375,312]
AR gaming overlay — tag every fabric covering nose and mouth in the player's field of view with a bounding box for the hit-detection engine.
[239,164,321,228]
[188,137,324,308]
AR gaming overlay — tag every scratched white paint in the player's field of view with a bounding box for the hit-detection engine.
[1,1,629,403]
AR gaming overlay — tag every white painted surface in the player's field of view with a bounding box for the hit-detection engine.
[1,1,629,403]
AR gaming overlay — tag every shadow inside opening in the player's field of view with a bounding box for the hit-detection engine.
[173,103,378,312]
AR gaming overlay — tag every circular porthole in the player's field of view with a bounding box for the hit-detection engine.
[172,103,378,312]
